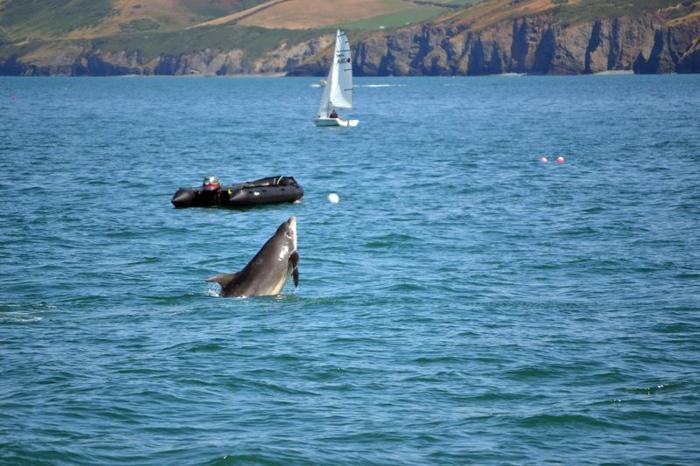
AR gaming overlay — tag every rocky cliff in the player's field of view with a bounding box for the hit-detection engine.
[295,10,700,76]
[2,7,699,76]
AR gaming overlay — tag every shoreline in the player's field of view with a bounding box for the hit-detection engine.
[2,72,698,78]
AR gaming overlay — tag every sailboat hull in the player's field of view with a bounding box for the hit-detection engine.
[314,117,359,127]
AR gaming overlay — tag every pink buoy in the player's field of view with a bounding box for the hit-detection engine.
[556,156,566,164]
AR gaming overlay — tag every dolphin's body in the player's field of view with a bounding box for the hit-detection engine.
[207,216,299,297]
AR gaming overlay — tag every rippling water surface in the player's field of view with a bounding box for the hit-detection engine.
[1,75,699,464]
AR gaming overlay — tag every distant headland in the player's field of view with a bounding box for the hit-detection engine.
[1,0,699,76]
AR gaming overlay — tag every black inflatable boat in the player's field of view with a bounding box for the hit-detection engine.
[172,176,303,208]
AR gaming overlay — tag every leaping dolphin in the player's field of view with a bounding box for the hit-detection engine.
[207,216,299,297]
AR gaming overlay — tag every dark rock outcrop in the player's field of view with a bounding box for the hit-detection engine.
[678,37,700,72]
[0,56,26,75]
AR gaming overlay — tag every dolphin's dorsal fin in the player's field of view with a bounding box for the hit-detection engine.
[206,272,240,289]
[289,251,300,287]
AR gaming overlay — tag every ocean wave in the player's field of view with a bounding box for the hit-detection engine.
[0,302,56,324]
[517,413,616,428]
[355,84,405,88]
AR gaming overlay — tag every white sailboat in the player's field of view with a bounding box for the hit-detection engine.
[314,29,359,127]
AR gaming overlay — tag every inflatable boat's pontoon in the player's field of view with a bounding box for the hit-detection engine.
[171,176,303,208]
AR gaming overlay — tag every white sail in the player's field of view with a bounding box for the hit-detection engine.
[314,29,358,126]
[329,29,353,109]
[317,58,333,118]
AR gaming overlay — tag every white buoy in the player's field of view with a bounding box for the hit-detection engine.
[328,193,340,204]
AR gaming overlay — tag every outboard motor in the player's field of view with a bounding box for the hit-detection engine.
[199,176,221,204]
[202,176,221,191]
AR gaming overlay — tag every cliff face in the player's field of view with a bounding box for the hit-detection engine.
[678,37,700,72]
[1,11,699,76]
[293,12,700,76]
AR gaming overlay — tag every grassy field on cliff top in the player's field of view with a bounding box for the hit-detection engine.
[0,0,464,59]
[0,0,113,40]
[0,0,465,40]
[93,25,323,61]
[0,0,694,62]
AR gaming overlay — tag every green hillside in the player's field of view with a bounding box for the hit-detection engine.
[93,24,322,61]
[0,0,112,40]
[0,0,456,58]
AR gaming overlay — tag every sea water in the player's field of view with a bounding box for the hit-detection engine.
[1,75,699,464]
